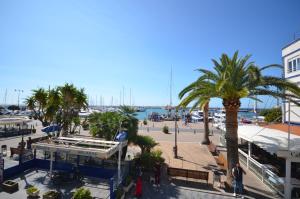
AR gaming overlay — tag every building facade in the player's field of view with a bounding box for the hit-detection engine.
[282,39,300,124]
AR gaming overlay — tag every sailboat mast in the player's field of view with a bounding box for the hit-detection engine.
[170,66,172,107]
[4,88,7,106]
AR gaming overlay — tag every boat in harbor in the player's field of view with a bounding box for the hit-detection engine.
[135,107,146,112]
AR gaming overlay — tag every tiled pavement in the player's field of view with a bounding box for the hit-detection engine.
[0,169,110,199]
[138,123,282,199]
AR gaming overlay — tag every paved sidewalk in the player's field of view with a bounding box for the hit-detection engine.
[209,130,282,199]
[137,122,281,199]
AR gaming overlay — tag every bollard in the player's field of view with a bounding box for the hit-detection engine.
[147,127,149,132]
[194,130,196,134]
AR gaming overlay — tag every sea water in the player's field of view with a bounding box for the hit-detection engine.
[134,108,256,120]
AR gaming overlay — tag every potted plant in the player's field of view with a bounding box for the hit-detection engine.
[143,119,147,125]
[73,187,92,199]
[115,186,125,199]
[43,190,61,199]
[26,186,40,197]
[2,180,19,193]
[162,125,169,134]
[123,175,134,193]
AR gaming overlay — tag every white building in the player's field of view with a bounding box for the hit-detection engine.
[282,39,300,124]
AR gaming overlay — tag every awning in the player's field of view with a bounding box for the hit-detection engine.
[237,125,300,157]
[0,117,31,125]
[32,136,128,159]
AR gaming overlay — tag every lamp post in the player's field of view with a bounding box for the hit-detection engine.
[174,110,178,158]
[14,89,24,108]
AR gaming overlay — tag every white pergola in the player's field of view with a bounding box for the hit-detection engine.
[237,124,300,199]
[0,117,31,125]
[32,136,128,184]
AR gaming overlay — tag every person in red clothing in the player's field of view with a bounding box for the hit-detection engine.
[135,176,142,197]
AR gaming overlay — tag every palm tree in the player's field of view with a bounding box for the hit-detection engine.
[25,88,49,126]
[178,79,218,144]
[184,51,300,184]
[59,83,88,134]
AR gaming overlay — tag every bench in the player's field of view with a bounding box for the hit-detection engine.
[167,167,209,185]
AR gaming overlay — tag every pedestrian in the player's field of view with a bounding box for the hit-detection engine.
[232,162,246,198]
[154,162,161,187]
[135,176,142,197]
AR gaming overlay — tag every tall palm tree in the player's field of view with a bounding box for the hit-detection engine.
[184,51,300,184]
[59,83,88,134]
[178,79,218,144]
[25,88,49,126]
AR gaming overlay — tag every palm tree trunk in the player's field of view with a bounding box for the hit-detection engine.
[223,99,240,186]
[202,102,210,145]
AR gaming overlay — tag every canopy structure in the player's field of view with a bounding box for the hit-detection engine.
[32,136,127,184]
[32,136,127,159]
[0,117,31,125]
[237,125,300,157]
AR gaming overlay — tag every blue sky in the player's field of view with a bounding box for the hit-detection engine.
[0,0,300,107]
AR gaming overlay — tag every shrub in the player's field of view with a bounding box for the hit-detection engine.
[89,107,138,142]
[134,135,158,154]
[73,187,92,199]
[115,186,124,199]
[82,119,89,130]
[26,186,38,195]
[162,125,169,134]
[124,175,132,186]
[32,128,36,133]
[143,119,147,125]
[43,190,60,199]
[260,107,282,123]
[140,149,165,170]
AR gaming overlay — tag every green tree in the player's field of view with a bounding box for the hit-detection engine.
[89,106,139,142]
[178,79,218,145]
[59,84,88,134]
[119,106,139,142]
[89,112,122,140]
[25,84,88,134]
[25,88,50,126]
[260,107,282,123]
[182,51,300,184]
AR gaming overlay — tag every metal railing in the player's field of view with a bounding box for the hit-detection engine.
[238,149,284,197]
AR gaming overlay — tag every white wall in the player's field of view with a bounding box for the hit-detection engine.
[282,40,300,123]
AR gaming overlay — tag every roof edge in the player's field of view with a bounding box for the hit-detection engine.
[282,38,300,50]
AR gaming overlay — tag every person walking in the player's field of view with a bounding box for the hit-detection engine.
[232,162,246,198]
[135,176,142,197]
[154,163,161,187]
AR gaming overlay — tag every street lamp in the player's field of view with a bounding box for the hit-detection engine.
[174,110,178,158]
[14,89,24,108]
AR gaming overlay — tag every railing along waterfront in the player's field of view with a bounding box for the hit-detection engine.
[238,149,284,197]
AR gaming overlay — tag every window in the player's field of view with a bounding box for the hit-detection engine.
[288,61,293,73]
[293,59,297,71]
[287,57,300,73]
